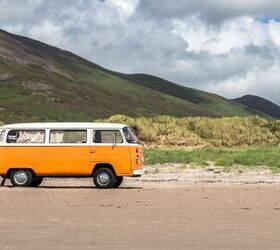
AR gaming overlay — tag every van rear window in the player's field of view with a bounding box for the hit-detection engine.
[7,130,45,143]
[50,130,87,144]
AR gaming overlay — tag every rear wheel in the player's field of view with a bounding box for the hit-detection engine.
[32,177,44,187]
[113,176,123,188]
[10,169,34,187]
[93,168,116,189]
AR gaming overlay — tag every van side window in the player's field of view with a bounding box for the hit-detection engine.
[7,130,45,143]
[93,130,123,144]
[50,130,87,144]
[0,130,6,142]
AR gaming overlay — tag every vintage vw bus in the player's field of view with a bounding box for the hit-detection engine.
[0,123,144,188]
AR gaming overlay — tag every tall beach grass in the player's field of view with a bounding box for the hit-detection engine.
[103,115,280,147]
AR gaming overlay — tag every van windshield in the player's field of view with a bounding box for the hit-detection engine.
[123,127,138,144]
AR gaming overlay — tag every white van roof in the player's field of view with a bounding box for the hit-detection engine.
[1,122,127,130]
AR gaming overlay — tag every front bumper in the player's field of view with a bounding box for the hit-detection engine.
[132,169,146,177]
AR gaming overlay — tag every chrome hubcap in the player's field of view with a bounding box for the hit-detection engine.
[14,171,28,185]
[97,173,110,186]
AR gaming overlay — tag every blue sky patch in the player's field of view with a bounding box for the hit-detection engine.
[256,15,280,23]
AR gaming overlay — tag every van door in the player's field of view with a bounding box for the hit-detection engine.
[44,129,91,176]
[90,130,131,175]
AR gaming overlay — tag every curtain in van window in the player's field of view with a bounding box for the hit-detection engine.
[50,131,64,143]
[17,131,45,143]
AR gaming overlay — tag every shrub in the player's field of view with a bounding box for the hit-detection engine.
[102,115,280,147]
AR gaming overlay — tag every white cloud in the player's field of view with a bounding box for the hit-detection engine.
[169,15,280,103]
[172,16,274,55]
[138,0,280,22]
[268,20,280,46]
[0,0,44,21]
[208,0,280,11]
[206,62,280,103]
[107,0,139,21]
[28,21,65,47]
[1,0,280,103]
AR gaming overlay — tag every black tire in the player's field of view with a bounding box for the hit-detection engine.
[10,169,34,187]
[93,168,116,189]
[113,176,123,188]
[32,177,44,187]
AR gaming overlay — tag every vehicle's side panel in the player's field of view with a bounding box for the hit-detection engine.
[42,146,91,176]
[0,145,95,176]
[90,145,131,176]
[0,146,7,175]
[0,146,43,175]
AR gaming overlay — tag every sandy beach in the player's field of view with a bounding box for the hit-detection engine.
[0,165,280,250]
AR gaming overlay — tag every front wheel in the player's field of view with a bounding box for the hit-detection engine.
[10,169,34,187]
[32,177,44,187]
[93,168,116,189]
[113,176,123,188]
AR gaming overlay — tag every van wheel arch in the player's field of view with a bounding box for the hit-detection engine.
[6,168,36,179]
[92,163,117,177]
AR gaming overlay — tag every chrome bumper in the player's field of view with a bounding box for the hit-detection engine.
[132,169,146,176]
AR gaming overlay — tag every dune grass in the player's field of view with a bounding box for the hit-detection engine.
[105,115,280,147]
[144,147,280,171]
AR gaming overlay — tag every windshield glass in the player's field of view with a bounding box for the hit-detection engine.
[123,127,138,144]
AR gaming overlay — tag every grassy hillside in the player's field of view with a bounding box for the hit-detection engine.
[233,95,280,119]
[0,29,267,123]
[119,73,263,117]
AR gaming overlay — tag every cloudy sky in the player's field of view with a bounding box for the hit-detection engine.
[1,0,280,103]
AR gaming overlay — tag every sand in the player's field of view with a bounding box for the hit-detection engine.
[0,165,280,250]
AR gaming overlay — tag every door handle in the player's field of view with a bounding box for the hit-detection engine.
[91,149,96,153]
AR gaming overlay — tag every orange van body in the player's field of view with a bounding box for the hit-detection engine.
[0,123,144,180]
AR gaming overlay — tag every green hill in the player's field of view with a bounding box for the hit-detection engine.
[233,95,280,119]
[118,73,262,117]
[0,29,267,123]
